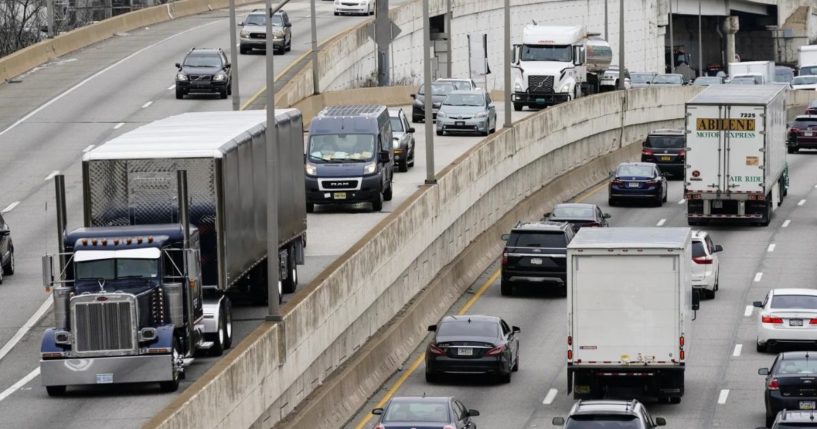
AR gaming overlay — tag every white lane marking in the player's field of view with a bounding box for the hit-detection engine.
[82,144,95,152]
[167,84,176,90]
[717,389,729,404]
[733,344,743,357]
[798,199,807,206]
[745,305,754,317]
[782,219,791,228]
[678,199,686,205]
[0,368,40,403]
[43,170,59,181]
[767,244,776,253]
[754,272,763,282]
[0,298,52,363]
[0,20,221,138]
[141,101,153,109]
[1,201,19,214]
[656,218,666,227]
[543,388,558,405]
[114,122,125,130]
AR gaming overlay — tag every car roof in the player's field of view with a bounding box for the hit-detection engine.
[554,203,597,210]
[389,396,451,404]
[617,161,656,168]
[512,221,570,232]
[570,400,642,416]
[771,288,817,296]
[691,230,709,240]
[188,48,222,55]
[648,128,684,136]
[777,351,817,361]
[441,314,500,324]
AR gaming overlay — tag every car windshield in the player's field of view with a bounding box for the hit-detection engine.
[776,69,794,83]
[552,205,595,219]
[617,164,654,177]
[389,117,404,132]
[440,81,472,90]
[775,424,817,428]
[791,118,817,129]
[775,359,817,375]
[510,231,566,248]
[652,74,682,84]
[444,94,484,106]
[565,415,643,429]
[631,73,653,83]
[76,258,159,280]
[801,66,817,76]
[244,14,282,26]
[438,320,498,338]
[692,241,707,258]
[418,83,455,96]
[693,77,722,85]
[308,134,375,162]
[645,135,684,149]
[183,54,221,67]
[771,295,817,310]
[793,76,817,85]
[520,44,572,62]
[383,401,450,423]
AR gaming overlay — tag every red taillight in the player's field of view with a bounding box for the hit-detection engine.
[790,128,801,135]
[768,378,780,390]
[428,343,445,356]
[762,315,784,324]
[678,149,686,157]
[679,336,685,347]
[375,425,385,429]
[612,179,624,186]
[486,345,506,356]
[809,319,817,325]
[680,350,685,360]
[568,336,573,346]
[501,252,508,266]
[567,350,573,360]
[642,148,654,156]
[692,256,713,265]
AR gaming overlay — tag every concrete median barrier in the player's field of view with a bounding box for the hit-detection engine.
[144,85,702,429]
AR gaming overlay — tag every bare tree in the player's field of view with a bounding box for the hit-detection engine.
[0,0,48,57]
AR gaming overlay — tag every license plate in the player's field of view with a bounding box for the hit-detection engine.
[455,121,464,126]
[791,319,804,327]
[712,200,723,209]
[806,131,813,137]
[627,182,639,188]
[530,258,543,265]
[96,373,113,384]
[536,98,545,104]
[458,347,473,356]
[660,156,672,161]
[801,401,816,410]
[333,192,347,200]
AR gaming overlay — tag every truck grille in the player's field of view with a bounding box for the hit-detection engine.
[321,179,360,190]
[528,75,554,94]
[72,295,136,354]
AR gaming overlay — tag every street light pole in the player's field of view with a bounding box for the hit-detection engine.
[618,0,624,90]
[504,0,511,128]
[698,0,703,77]
[604,0,608,41]
[228,0,240,110]
[669,0,674,73]
[265,0,281,320]
[310,0,320,94]
[423,0,435,185]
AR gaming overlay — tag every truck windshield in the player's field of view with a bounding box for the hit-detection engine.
[801,66,817,76]
[520,44,572,62]
[76,258,159,280]
[565,415,642,429]
[308,134,375,162]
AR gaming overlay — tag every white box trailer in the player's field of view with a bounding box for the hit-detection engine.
[566,227,695,402]
[798,45,817,75]
[684,85,788,226]
[728,61,775,84]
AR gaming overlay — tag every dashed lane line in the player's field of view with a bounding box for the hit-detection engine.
[732,344,742,357]
[767,244,776,253]
[754,272,763,282]
[43,170,59,181]
[782,219,791,228]
[1,201,19,214]
[543,388,558,405]
[656,218,666,227]
[744,305,754,317]
[717,389,729,405]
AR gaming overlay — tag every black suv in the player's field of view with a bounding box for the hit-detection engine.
[500,221,574,296]
[641,128,685,178]
[175,48,232,99]
[0,212,15,284]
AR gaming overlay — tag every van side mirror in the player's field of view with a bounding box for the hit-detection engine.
[714,244,724,253]
[692,289,701,311]
[655,417,667,426]
[42,255,55,288]
[379,151,390,163]
[552,417,565,426]
[427,324,437,332]
[603,213,612,219]
[758,368,770,376]
[407,127,415,133]
[501,233,510,241]
[238,22,244,27]
[543,212,551,218]
[410,94,416,99]
[175,63,182,69]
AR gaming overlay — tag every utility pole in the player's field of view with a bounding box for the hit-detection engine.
[669,0,674,73]
[47,0,55,38]
[698,0,703,77]
[265,0,281,320]
[311,0,320,94]
[504,0,511,128]
[618,0,624,90]
[228,0,240,110]
[604,0,608,40]
[423,0,435,185]
[446,0,452,77]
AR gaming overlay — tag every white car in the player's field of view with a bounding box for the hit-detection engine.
[334,0,374,16]
[691,230,722,299]
[791,75,817,91]
[755,289,817,352]
[434,78,478,91]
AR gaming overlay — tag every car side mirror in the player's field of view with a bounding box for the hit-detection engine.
[714,244,724,253]
[410,94,416,99]
[603,213,612,219]
[758,368,770,376]
[407,127,415,133]
[468,409,480,417]
[543,212,551,218]
[501,233,510,241]
[175,63,181,69]
[379,150,390,163]
[552,417,565,426]
[427,324,437,332]
[753,301,764,308]
[238,22,244,27]
[372,408,384,415]
[655,417,667,426]
[286,22,292,27]
[225,63,231,68]
[512,326,521,333]
[692,289,701,311]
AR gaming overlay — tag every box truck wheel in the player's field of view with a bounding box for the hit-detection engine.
[46,385,66,396]
[513,103,523,112]
[306,202,314,213]
[282,251,297,294]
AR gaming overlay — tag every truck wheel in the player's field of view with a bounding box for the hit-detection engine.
[306,202,315,213]
[500,279,513,296]
[513,103,523,112]
[219,88,228,99]
[4,250,14,276]
[398,160,408,172]
[46,385,66,396]
[372,193,383,212]
[239,45,249,54]
[282,252,297,294]
[760,200,771,226]
[0,265,4,284]
[159,339,181,392]
[175,88,184,99]
[383,184,393,201]
[209,300,232,356]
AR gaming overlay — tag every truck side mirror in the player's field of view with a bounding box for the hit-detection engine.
[603,213,612,219]
[379,150,390,163]
[512,44,521,64]
[692,289,701,311]
[372,408,384,415]
[552,417,565,426]
[41,255,55,288]
[501,233,510,241]
[407,127,415,133]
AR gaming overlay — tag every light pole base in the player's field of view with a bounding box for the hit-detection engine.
[425,179,437,185]
[265,315,284,322]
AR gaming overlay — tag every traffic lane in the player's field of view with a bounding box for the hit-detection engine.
[346,179,690,429]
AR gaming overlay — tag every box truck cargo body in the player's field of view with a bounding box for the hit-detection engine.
[684,85,787,225]
[566,227,693,402]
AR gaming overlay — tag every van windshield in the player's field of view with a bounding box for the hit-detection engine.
[520,44,572,62]
[308,134,376,162]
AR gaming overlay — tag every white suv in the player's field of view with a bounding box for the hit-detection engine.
[334,0,374,16]
[691,230,722,299]
[755,289,817,353]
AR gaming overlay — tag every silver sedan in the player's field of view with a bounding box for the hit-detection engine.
[436,90,497,137]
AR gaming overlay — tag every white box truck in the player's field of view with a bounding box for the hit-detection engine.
[684,85,788,226]
[566,227,696,403]
[728,61,775,84]
[798,45,817,76]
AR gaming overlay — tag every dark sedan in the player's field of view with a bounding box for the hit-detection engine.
[412,82,456,122]
[759,352,817,427]
[544,203,610,232]
[787,115,817,153]
[608,162,667,206]
[0,212,14,283]
[175,48,232,99]
[425,315,520,383]
[806,100,817,115]
[372,396,479,429]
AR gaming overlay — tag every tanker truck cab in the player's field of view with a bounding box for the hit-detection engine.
[511,24,611,111]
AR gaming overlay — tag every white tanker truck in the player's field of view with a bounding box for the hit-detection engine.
[511,23,612,111]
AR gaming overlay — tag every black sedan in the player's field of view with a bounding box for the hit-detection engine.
[608,162,668,206]
[544,203,610,232]
[759,352,817,427]
[0,212,14,283]
[425,315,520,383]
[372,396,479,429]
